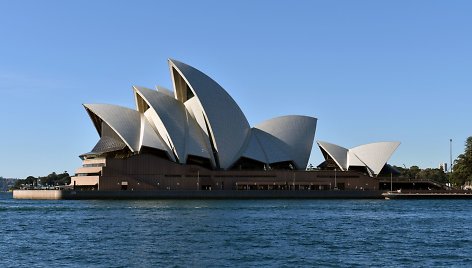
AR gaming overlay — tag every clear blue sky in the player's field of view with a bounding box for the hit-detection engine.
[1,0,471,179]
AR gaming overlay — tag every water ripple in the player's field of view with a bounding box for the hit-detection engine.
[1,193,472,267]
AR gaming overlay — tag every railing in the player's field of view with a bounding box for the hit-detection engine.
[377,177,448,189]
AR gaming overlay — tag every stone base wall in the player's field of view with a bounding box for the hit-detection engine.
[13,190,63,200]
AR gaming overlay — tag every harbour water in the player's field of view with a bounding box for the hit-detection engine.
[1,192,472,267]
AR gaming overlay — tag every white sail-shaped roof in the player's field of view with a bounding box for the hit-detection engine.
[169,59,250,169]
[134,86,187,162]
[256,116,317,169]
[317,141,349,171]
[317,140,400,177]
[140,114,172,156]
[83,104,169,155]
[240,130,269,164]
[252,128,292,164]
[185,110,215,164]
[84,104,141,152]
[82,59,318,172]
[133,86,213,164]
[347,150,365,167]
[350,142,401,176]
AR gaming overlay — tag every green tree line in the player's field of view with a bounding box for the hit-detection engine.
[390,136,472,187]
[393,165,448,184]
[13,172,70,189]
[450,136,472,186]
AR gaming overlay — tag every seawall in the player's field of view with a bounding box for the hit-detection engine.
[13,190,64,200]
[13,190,385,200]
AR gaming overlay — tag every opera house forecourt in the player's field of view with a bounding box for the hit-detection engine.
[15,59,408,199]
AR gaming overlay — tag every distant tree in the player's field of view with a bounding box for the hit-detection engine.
[393,165,407,177]
[43,172,58,186]
[57,172,71,185]
[416,168,447,183]
[407,166,421,180]
[14,176,35,189]
[25,176,36,185]
[12,172,70,189]
[391,164,449,185]
[450,137,472,186]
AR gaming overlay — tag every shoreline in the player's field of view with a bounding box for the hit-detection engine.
[11,189,472,200]
[13,189,385,200]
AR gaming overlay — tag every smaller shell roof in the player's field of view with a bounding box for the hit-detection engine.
[317,141,349,171]
[240,130,269,164]
[252,128,292,164]
[256,115,317,169]
[317,140,401,176]
[350,142,401,176]
[84,104,141,152]
[83,103,170,155]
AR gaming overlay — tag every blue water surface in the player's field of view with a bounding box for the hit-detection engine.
[1,192,472,267]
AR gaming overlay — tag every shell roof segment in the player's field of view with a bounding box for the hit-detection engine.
[251,128,292,164]
[169,59,251,169]
[239,130,270,165]
[82,59,319,171]
[350,142,401,176]
[83,103,171,157]
[134,86,188,161]
[133,86,213,165]
[317,141,401,176]
[317,141,349,171]
[256,115,317,169]
[84,103,142,152]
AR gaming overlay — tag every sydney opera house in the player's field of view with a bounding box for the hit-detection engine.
[70,59,400,194]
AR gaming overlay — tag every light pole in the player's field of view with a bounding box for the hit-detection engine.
[450,139,453,173]
[197,170,200,191]
[334,168,337,190]
[292,172,296,191]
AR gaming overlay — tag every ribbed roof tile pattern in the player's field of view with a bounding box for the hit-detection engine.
[169,59,251,169]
